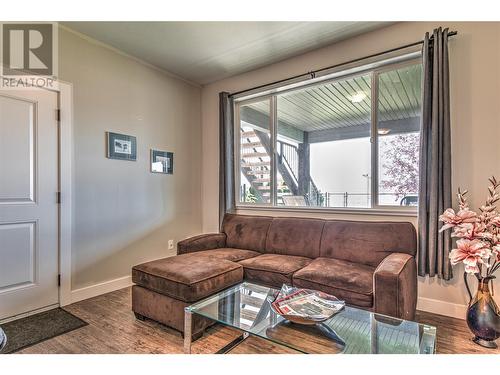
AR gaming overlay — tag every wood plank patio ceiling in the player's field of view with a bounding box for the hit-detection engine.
[246,64,422,133]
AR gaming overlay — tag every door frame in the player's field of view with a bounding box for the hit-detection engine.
[57,80,73,306]
[29,80,74,307]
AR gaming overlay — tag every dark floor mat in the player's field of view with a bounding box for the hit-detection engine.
[0,308,88,353]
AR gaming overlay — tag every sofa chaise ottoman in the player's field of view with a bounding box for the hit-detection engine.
[132,253,244,338]
[132,213,417,339]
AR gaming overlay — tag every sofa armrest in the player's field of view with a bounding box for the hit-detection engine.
[177,233,227,255]
[373,253,417,320]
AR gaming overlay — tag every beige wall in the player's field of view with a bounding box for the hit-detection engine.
[59,27,203,291]
[201,22,500,317]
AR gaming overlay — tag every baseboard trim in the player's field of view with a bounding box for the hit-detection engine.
[417,296,467,320]
[70,275,133,304]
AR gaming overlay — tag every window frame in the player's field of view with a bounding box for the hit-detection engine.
[234,56,422,216]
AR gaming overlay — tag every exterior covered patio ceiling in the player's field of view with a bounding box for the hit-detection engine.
[240,63,421,143]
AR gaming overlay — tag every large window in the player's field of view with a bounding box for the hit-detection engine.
[235,60,422,211]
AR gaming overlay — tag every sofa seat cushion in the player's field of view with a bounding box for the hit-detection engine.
[132,254,243,303]
[238,254,312,288]
[293,257,375,308]
[193,248,260,262]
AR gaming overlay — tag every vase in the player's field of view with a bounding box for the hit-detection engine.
[464,274,500,348]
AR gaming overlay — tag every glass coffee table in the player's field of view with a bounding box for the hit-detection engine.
[184,282,436,354]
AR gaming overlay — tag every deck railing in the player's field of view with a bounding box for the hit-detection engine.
[317,192,418,207]
[278,141,299,182]
[278,141,322,204]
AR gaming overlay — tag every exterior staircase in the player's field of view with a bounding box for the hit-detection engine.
[240,127,321,205]
[240,129,273,203]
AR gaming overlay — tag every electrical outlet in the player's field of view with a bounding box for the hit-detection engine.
[168,240,174,250]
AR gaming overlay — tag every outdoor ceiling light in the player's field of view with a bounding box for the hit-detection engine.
[377,128,391,135]
[349,92,367,103]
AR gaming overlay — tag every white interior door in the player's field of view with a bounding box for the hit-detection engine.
[0,89,59,320]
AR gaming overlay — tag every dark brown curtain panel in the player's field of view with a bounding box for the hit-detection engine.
[418,28,453,280]
[219,92,236,229]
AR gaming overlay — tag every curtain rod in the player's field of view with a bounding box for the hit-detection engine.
[229,30,458,98]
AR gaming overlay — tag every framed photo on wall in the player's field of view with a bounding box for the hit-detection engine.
[106,132,137,161]
[151,149,174,174]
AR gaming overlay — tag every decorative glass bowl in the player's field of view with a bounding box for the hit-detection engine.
[270,284,345,325]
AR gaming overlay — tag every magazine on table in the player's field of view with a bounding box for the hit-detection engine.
[271,284,345,321]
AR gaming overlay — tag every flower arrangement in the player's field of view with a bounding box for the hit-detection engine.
[440,177,500,348]
[440,176,500,277]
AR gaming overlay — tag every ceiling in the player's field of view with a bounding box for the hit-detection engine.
[62,22,392,85]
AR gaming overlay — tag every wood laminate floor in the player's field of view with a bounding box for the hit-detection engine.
[17,287,499,354]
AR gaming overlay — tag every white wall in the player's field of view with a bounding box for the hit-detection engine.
[200,22,500,318]
[58,27,203,293]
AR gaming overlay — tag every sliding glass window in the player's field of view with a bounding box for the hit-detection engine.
[235,59,422,211]
[237,98,272,205]
[376,64,422,207]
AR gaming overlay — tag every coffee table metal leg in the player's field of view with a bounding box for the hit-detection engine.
[184,308,192,354]
[216,332,249,354]
[0,327,6,353]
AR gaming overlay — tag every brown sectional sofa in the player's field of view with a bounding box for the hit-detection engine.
[132,213,417,338]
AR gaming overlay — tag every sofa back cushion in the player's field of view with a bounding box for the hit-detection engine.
[265,217,324,258]
[222,213,273,252]
[319,220,417,267]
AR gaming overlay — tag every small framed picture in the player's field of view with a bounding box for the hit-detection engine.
[106,132,137,161]
[151,149,174,174]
